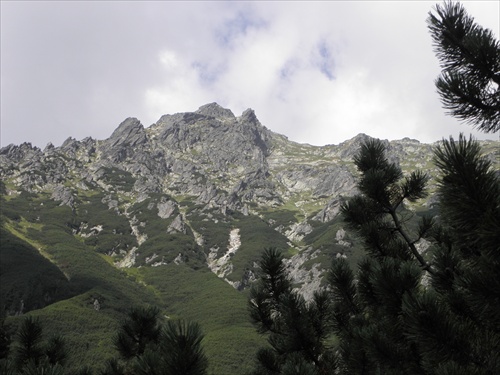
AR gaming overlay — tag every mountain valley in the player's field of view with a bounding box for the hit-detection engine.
[1,103,498,373]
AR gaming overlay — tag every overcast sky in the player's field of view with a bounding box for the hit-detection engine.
[1,1,498,149]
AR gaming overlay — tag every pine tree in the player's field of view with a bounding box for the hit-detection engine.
[114,305,162,361]
[427,1,500,132]
[1,316,69,374]
[332,3,500,372]
[334,139,430,375]
[425,4,500,369]
[99,358,125,375]
[44,335,67,367]
[332,133,500,374]
[129,320,208,375]
[427,134,500,372]
[113,306,208,375]
[248,248,335,375]
[13,316,45,369]
[160,320,208,375]
[0,309,11,361]
[249,3,499,374]
[329,131,500,374]
[341,139,433,272]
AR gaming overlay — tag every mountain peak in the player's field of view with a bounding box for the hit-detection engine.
[240,108,258,124]
[195,103,235,120]
[106,117,146,147]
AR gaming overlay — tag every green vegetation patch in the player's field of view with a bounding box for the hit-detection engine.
[129,194,177,237]
[136,231,205,268]
[0,227,72,315]
[77,192,137,254]
[187,208,232,256]
[96,167,136,192]
[304,217,365,270]
[227,213,291,283]
[259,207,298,227]
[139,265,265,375]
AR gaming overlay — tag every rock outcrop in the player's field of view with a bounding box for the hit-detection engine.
[2,103,498,295]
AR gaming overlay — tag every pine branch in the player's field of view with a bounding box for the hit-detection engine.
[427,1,500,133]
[388,208,435,275]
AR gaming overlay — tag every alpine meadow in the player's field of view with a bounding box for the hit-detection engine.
[0,2,499,374]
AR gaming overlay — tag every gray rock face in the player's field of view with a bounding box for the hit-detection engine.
[51,185,75,207]
[167,215,185,233]
[0,142,42,163]
[98,118,148,164]
[157,199,177,219]
[274,164,356,198]
[313,198,344,222]
[106,118,147,148]
[2,103,498,294]
[195,102,236,120]
[2,102,497,219]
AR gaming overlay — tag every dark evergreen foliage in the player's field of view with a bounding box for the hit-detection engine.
[13,317,45,369]
[0,310,10,360]
[112,306,208,375]
[158,320,208,375]
[429,134,500,372]
[433,134,500,255]
[99,358,125,375]
[249,248,292,334]
[114,306,161,360]
[44,335,67,367]
[248,248,336,375]
[250,131,499,374]
[0,316,69,374]
[333,134,500,374]
[73,366,95,375]
[18,358,65,375]
[427,1,500,132]
[342,139,433,273]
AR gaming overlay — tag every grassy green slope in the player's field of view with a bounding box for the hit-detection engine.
[230,213,290,282]
[1,192,161,371]
[0,226,71,314]
[1,229,160,372]
[1,191,265,374]
[139,265,265,375]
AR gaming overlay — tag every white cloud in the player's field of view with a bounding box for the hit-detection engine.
[141,2,436,144]
[145,50,209,119]
[1,1,498,148]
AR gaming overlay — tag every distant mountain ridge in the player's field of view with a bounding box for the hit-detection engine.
[1,103,498,373]
[1,102,498,288]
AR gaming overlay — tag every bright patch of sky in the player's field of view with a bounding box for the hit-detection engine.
[1,1,498,148]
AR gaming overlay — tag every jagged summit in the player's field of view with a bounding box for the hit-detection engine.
[1,100,498,375]
[106,117,146,148]
[1,104,498,233]
[1,103,499,333]
[151,104,262,135]
[195,102,235,120]
[239,108,259,124]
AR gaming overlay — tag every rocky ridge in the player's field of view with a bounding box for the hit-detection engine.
[1,103,498,295]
